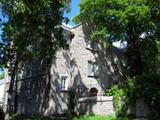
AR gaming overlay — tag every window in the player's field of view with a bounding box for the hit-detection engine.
[88,61,99,77]
[61,75,68,91]
[86,40,97,50]
[90,87,98,96]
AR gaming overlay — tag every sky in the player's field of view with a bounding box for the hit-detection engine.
[64,0,80,26]
[0,8,8,41]
[0,9,4,41]
[0,9,8,73]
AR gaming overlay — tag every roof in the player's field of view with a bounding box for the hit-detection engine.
[62,23,82,31]
[62,23,127,50]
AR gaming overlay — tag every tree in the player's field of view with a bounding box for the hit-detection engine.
[0,72,4,80]
[73,1,160,117]
[73,0,160,76]
[0,0,70,115]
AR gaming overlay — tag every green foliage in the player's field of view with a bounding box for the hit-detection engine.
[74,1,160,119]
[115,117,133,120]
[106,74,160,118]
[9,114,117,120]
[1,0,71,113]
[73,0,151,38]
[73,0,160,76]
[147,111,160,120]
[106,85,125,116]
[0,72,5,80]
[1,0,70,72]
[120,74,160,109]
[135,74,160,110]
[120,74,159,110]
[67,91,76,115]
[157,41,160,64]
[72,115,116,120]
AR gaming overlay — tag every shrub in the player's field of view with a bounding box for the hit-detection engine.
[135,73,160,110]
[106,73,160,119]
[9,114,117,120]
[0,107,4,120]
[67,91,76,116]
[106,85,125,116]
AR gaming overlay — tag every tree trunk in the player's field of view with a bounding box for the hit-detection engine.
[14,71,18,113]
[5,55,20,120]
[126,21,143,76]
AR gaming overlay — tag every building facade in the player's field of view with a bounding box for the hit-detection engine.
[4,23,125,115]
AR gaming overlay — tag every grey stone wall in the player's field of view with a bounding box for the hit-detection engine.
[76,96,115,115]
[50,23,125,114]
[126,98,151,118]
[5,24,125,115]
[62,24,125,96]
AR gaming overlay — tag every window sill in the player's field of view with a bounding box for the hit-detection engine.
[86,47,98,52]
[61,90,69,92]
[88,75,99,78]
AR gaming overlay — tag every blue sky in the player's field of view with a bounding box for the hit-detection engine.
[0,9,4,40]
[64,0,80,26]
[0,8,8,41]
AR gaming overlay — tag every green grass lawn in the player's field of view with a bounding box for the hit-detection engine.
[72,115,116,120]
[9,114,117,120]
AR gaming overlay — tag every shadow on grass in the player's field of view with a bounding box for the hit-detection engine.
[9,113,71,120]
[9,113,136,120]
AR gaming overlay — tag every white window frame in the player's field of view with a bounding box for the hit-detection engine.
[88,61,99,77]
[60,74,68,91]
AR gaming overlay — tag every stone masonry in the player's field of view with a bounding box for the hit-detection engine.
[4,23,125,115]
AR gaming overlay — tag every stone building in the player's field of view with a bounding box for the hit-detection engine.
[3,23,126,115]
